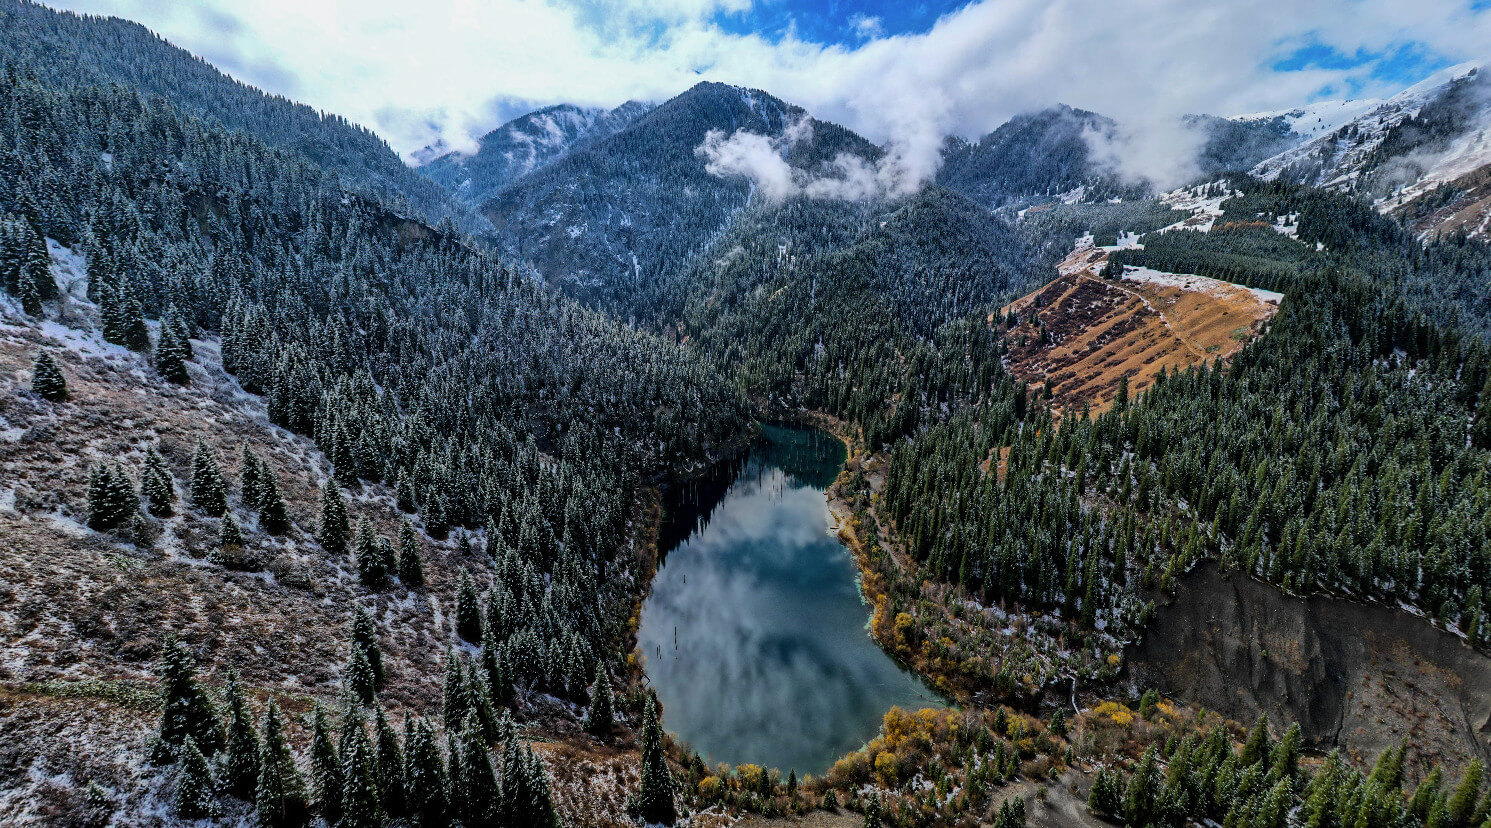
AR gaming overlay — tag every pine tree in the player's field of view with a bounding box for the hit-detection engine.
[190,442,227,517]
[87,462,138,532]
[456,572,483,643]
[309,704,343,824]
[633,694,676,825]
[397,518,425,587]
[317,482,349,554]
[459,714,499,826]
[340,717,381,828]
[258,474,291,535]
[155,328,190,384]
[151,638,223,762]
[351,604,385,687]
[173,736,217,820]
[30,351,67,401]
[584,661,614,738]
[255,699,308,828]
[142,448,175,517]
[355,520,389,590]
[346,640,377,706]
[403,717,447,828]
[221,670,260,800]
[375,709,406,819]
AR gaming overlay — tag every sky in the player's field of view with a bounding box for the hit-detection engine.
[38,0,1491,188]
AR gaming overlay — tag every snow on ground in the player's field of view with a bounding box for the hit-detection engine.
[1155,184,1234,234]
[1232,97,1385,139]
[1121,266,1284,305]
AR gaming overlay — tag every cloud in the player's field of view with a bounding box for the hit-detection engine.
[41,0,1491,187]
[695,116,918,202]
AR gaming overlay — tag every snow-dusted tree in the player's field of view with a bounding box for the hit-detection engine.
[403,716,447,827]
[190,441,227,517]
[30,351,67,401]
[220,670,260,800]
[397,518,425,588]
[584,661,614,738]
[172,737,217,820]
[255,699,308,828]
[316,482,349,555]
[151,639,223,763]
[632,694,676,825]
[142,448,175,517]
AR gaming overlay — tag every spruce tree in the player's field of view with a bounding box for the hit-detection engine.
[240,446,262,507]
[258,475,291,535]
[355,520,389,590]
[346,640,377,706]
[309,704,343,824]
[87,462,138,532]
[317,482,349,554]
[255,700,308,828]
[584,661,614,738]
[142,448,175,517]
[1450,759,1485,827]
[459,714,499,826]
[190,442,227,517]
[375,709,406,819]
[633,694,676,825]
[351,604,385,687]
[155,329,190,385]
[340,718,381,828]
[455,572,483,643]
[152,638,223,762]
[442,650,469,735]
[172,736,217,820]
[403,717,447,828]
[397,518,425,587]
[218,511,244,550]
[221,670,260,800]
[30,351,67,401]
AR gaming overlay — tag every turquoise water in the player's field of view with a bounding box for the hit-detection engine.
[638,425,941,776]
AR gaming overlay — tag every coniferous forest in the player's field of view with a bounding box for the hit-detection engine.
[8,1,1491,826]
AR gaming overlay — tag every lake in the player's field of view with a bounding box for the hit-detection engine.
[637,424,942,776]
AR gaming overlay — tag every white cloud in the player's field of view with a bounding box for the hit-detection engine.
[40,0,1491,188]
[696,116,920,202]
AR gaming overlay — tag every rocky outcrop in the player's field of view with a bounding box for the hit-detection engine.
[1127,563,1491,771]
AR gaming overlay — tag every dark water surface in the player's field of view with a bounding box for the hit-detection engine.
[638,425,941,776]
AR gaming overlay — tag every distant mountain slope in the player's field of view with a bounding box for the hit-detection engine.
[936,105,1141,208]
[481,81,882,317]
[0,0,481,231]
[418,100,653,207]
[1252,62,1487,193]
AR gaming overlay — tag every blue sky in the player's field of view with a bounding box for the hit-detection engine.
[44,0,1491,187]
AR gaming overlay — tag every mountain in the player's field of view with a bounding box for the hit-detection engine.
[480,81,882,317]
[1252,62,1490,194]
[936,104,1142,208]
[417,100,654,207]
[0,0,482,232]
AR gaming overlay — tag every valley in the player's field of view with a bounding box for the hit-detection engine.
[6,2,1491,827]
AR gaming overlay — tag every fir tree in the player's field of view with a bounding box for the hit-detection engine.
[1450,759,1486,827]
[142,448,175,517]
[403,717,447,828]
[218,511,244,550]
[152,638,223,762]
[459,714,500,826]
[87,462,138,532]
[442,650,469,735]
[258,475,291,535]
[240,446,262,507]
[339,718,381,828]
[309,705,343,824]
[190,442,227,517]
[351,604,385,687]
[632,694,676,825]
[345,640,377,706]
[354,520,389,590]
[455,572,483,643]
[155,328,190,384]
[30,351,67,401]
[375,709,406,819]
[220,670,260,801]
[397,519,425,588]
[316,482,349,555]
[584,661,614,738]
[255,700,308,828]
[173,737,217,820]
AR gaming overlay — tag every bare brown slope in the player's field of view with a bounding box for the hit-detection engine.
[997,245,1280,414]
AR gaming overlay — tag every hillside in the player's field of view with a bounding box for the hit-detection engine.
[418,101,653,208]
[997,240,1281,414]
[0,0,481,232]
[482,81,882,317]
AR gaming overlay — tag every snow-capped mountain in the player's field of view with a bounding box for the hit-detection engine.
[1250,61,1484,190]
[1231,98,1386,142]
[417,100,653,206]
